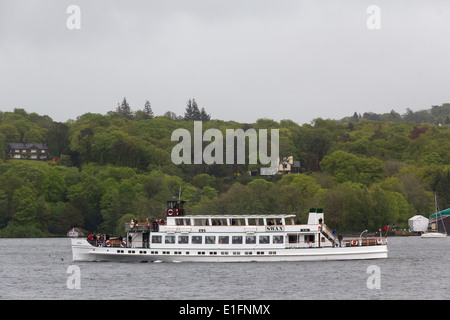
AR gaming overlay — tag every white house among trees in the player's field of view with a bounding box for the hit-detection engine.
[8,142,49,160]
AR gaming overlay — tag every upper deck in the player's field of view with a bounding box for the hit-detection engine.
[166,214,297,227]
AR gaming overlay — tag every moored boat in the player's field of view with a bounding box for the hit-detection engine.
[71,201,388,262]
[421,195,448,238]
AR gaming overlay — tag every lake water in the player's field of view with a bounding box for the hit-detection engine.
[1,236,449,300]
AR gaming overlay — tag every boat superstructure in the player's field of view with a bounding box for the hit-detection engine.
[71,201,388,262]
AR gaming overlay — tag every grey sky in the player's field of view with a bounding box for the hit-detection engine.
[1,0,449,124]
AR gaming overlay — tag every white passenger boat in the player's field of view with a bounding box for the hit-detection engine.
[71,201,388,262]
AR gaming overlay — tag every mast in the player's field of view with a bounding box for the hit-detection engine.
[435,194,439,233]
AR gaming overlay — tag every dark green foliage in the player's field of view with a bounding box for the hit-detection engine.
[2,103,450,236]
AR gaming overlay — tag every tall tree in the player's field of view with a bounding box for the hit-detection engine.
[192,99,200,120]
[184,99,202,120]
[200,107,211,121]
[184,99,194,120]
[143,100,154,119]
[116,97,133,119]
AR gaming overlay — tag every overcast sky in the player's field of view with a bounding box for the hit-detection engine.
[1,0,449,124]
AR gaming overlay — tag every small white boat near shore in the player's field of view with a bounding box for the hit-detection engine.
[421,232,447,238]
[71,202,388,262]
[421,195,448,239]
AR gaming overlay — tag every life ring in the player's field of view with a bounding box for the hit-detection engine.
[351,239,358,246]
[167,209,173,216]
[376,238,382,245]
[307,242,313,248]
[175,208,179,216]
[120,240,127,248]
[106,240,111,247]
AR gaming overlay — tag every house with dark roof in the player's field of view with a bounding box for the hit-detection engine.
[8,142,49,160]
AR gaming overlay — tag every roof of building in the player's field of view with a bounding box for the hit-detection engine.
[8,142,48,150]
[430,208,450,219]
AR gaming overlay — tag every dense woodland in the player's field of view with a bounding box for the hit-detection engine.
[2,100,450,237]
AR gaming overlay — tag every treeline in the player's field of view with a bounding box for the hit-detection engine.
[341,103,450,125]
[1,103,450,237]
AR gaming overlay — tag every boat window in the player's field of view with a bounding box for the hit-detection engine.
[165,236,175,244]
[219,236,229,244]
[175,218,184,226]
[275,218,283,225]
[205,236,216,244]
[178,235,189,244]
[192,236,203,244]
[232,236,243,244]
[273,236,284,244]
[259,235,270,244]
[285,218,295,225]
[194,219,209,226]
[304,235,315,243]
[152,235,162,243]
[246,235,256,244]
[211,219,226,225]
[288,234,299,243]
[230,219,244,226]
[184,219,191,226]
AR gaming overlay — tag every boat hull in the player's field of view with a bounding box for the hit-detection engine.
[71,238,388,262]
[421,232,447,238]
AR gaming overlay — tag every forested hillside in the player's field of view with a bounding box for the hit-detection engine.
[1,102,450,237]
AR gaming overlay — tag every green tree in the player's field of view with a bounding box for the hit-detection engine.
[201,186,218,200]
[277,174,323,219]
[0,190,9,228]
[40,169,66,202]
[320,150,384,185]
[116,97,133,119]
[143,100,154,119]
[11,185,38,225]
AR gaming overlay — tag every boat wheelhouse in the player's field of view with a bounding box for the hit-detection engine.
[71,201,388,262]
